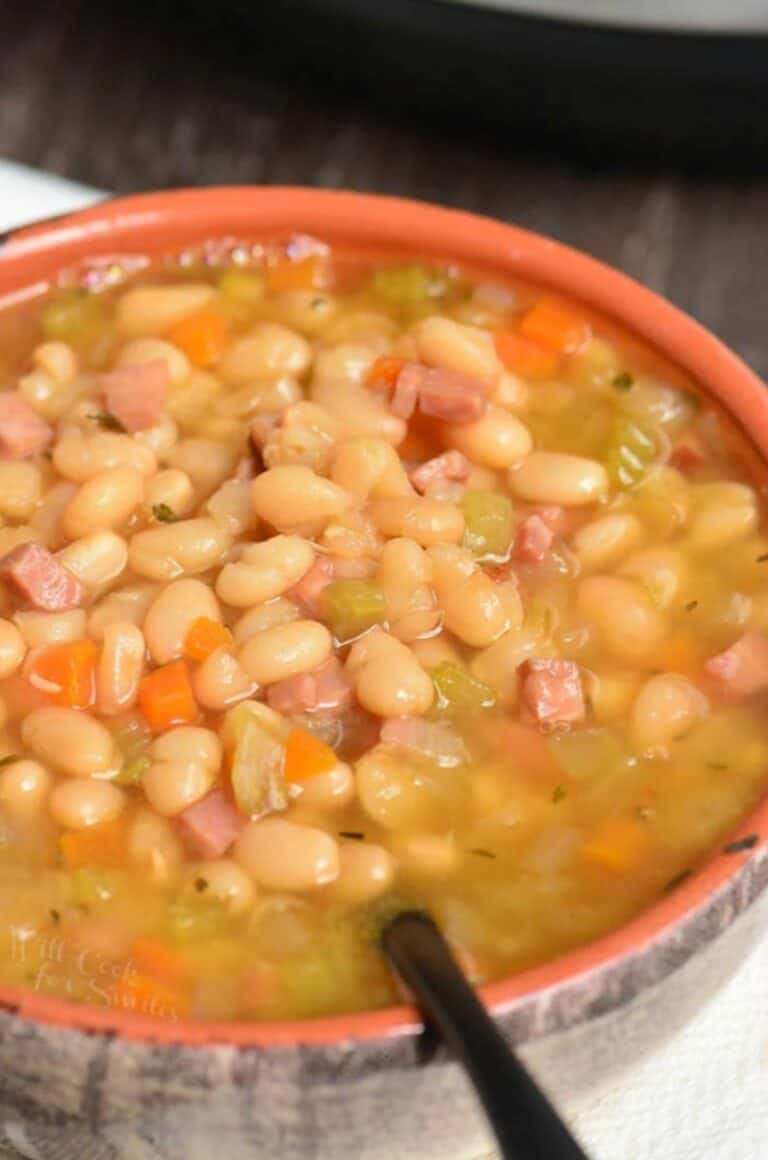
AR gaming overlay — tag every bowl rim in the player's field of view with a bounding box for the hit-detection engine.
[0,185,767,1051]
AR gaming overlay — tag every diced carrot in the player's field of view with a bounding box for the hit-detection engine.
[138,660,198,733]
[130,937,185,986]
[519,297,592,355]
[284,727,338,782]
[493,331,561,381]
[110,973,188,1018]
[657,633,700,676]
[366,356,406,390]
[28,640,99,709]
[183,617,233,664]
[581,817,651,874]
[60,818,127,869]
[167,308,229,367]
[266,255,325,292]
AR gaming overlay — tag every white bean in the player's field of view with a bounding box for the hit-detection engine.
[143,578,221,664]
[216,536,315,607]
[577,575,666,663]
[21,707,118,777]
[128,518,231,580]
[630,673,708,753]
[238,620,332,686]
[49,780,125,829]
[96,623,145,716]
[441,407,532,470]
[116,283,215,336]
[234,818,339,891]
[413,316,503,378]
[510,452,609,506]
[58,531,128,590]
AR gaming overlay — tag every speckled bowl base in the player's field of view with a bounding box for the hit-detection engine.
[0,894,764,1160]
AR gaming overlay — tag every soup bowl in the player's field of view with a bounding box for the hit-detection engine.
[0,187,766,1160]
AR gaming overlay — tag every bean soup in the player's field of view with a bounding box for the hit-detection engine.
[0,238,765,1022]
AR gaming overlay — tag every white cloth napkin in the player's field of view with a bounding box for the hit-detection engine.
[0,160,765,1160]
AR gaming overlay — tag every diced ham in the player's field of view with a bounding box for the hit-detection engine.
[0,393,52,459]
[266,656,354,718]
[533,505,568,534]
[513,514,555,563]
[519,658,585,727]
[390,364,421,420]
[177,789,246,858]
[704,632,768,699]
[287,555,335,617]
[416,368,490,423]
[380,716,467,767]
[99,359,169,432]
[380,362,491,423]
[409,450,470,494]
[668,432,707,473]
[0,542,83,611]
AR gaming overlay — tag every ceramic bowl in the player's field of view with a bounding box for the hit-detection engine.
[0,188,767,1160]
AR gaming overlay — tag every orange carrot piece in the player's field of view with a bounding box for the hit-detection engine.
[60,818,127,869]
[130,937,185,986]
[138,660,198,733]
[284,727,338,782]
[110,973,188,1019]
[183,617,233,664]
[28,640,99,709]
[366,356,406,390]
[167,308,229,367]
[493,330,561,381]
[266,255,325,292]
[519,297,592,355]
[582,817,651,874]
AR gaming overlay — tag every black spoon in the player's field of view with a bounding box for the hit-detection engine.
[382,911,591,1160]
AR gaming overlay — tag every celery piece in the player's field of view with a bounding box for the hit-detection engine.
[228,702,288,819]
[604,416,658,490]
[72,869,119,907]
[114,754,150,787]
[217,268,265,304]
[460,490,513,559]
[319,579,387,644]
[167,899,227,944]
[547,728,632,781]
[41,290,104,343]
[432,660,497,717]
[369,264,453,310]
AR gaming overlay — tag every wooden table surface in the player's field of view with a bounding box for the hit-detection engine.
[2,0,767,378]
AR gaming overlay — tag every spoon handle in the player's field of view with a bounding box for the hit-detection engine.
[382,911,591,1160]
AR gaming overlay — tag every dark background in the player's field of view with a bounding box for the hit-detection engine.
[2,0,767,377]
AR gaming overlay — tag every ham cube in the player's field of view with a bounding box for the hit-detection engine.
[177,789,246,858]
[704,632,768,699]
[519,658,585,727]
[286,555,335,617]
[513,514,555,562]
[416,367,490,423]
[266,656,353,718]
[409,451,470,494]
[668,432,706,473]
[0,394,52,459]
[100,359,169,432]
[0,542,83,611]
